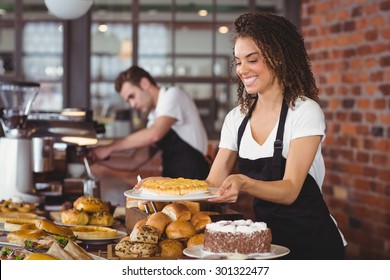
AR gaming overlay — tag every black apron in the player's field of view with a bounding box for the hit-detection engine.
[155,129,209,180]
[237,98,345,259]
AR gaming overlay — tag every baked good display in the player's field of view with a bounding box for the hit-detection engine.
[158,239,183,257]
[73,196,109,213]
[162,202,191,221]
[145,212,172,237]
[130,225,159,244]
[165,220,196,240]
[88,211,115,226]
[141,177,209,196]
[70,225,118,239]
[203,220,272,254]
[61,208,89,225]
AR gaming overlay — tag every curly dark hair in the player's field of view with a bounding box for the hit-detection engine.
[232,13,319,113]
[114,65,158,93]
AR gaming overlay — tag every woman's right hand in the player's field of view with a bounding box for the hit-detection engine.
[208,174,245,203]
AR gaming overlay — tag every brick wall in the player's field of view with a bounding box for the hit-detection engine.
[301,0,390,259]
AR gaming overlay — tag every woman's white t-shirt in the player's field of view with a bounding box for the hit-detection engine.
[147,87,208,156]
[219,97,326,190]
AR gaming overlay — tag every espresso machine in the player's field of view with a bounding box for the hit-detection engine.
[0,81,43,203]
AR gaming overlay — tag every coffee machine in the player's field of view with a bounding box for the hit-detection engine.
[0,81,43,203]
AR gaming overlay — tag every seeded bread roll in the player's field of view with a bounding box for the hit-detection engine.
[158,239,183,257]
[73,196,109,213]
[146,212,172,237]
[130,225,159,244]
[115,240,158,258]
[61,208,89,225]
[162,203,191,221]
[88,211,114,226]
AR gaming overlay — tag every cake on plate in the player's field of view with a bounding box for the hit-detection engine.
[141,177,208,196]
[203,219,272,255]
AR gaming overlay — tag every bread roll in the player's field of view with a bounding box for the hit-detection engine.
[61,208,89,225]
[165,220,196,240]
[88,211,114,226]
[35,219,75,239]
[7,229,47,246]
[146,212,171,237]
[180,201,200,214]
[158,239,183,257]
[73,196,109,213]
[3,218,37,231]
[130,225,159,244]
[133,219,147,231]
[190,211,212,232]
[187,233,205,248]
[162,203,191,221]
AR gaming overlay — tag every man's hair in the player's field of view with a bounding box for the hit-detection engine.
[232,12,319,113]
[114,65,158,92]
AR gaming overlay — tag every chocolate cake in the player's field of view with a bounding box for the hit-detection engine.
[203,220,272,254]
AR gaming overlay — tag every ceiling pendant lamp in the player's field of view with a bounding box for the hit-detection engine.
[44,0,93,20]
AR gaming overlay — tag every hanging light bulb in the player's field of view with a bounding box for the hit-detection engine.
[44,0,93,20]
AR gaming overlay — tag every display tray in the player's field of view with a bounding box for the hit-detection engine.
[183,244,290,260]
[124,188,218,202]
[106,244,178,260]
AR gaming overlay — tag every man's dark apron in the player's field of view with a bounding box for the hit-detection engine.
[155,129,209,180]
[237,98,345,259]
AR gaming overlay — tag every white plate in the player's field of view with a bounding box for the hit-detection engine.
[76,230,127,244]
[183,244,290,260]
[124,188,218,202]
[54,220,120,228]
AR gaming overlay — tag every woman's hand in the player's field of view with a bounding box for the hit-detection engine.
[208,174,246,203]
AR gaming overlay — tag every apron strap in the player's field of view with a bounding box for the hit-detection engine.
[272,100,289,180]
[237,97,258,150]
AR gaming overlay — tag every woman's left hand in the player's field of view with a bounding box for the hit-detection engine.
[208,174,246,203]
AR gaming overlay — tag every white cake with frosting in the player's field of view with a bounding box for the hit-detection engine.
[203,219,272,254]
